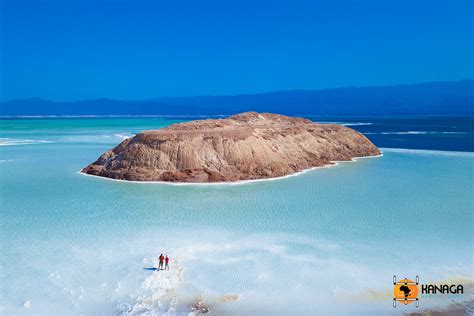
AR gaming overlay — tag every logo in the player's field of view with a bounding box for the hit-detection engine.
[393,275,419,307]
[393,275,464,308]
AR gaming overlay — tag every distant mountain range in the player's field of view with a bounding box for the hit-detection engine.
[1,80,473,117]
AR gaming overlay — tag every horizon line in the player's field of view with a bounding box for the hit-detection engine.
[1,114,473,119]
[1,78,472,103]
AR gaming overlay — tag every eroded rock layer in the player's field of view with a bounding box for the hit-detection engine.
[82,112,380,182]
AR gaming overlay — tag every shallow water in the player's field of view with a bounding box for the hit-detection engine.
[0,118,473,315]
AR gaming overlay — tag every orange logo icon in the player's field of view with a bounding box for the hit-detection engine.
[393,275,419,307]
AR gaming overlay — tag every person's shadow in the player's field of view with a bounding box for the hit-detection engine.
[143,267,158,271]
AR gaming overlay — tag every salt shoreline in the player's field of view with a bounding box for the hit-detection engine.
[77,152,384,186]
[77,147,474,186]
[381,147,474,157]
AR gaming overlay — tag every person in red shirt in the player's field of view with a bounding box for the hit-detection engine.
[165,256,170,270]
[158,254,164,270]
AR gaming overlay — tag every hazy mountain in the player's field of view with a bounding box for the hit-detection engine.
[1,80,472,116]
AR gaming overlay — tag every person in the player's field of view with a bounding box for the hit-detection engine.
[158,253,164,270]
[165,255,169,270]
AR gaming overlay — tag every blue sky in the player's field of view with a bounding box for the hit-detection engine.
[0,0,472,101]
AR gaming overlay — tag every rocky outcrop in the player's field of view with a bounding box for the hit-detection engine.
[82,112,380,182]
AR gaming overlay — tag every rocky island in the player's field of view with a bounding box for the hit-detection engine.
[82,112,380,182]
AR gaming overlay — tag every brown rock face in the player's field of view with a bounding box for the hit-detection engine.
[82,112,380,182]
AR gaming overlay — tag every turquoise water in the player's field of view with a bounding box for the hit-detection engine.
[0,118,473,315]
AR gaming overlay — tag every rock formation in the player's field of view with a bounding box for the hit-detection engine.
[82,112,380,182]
